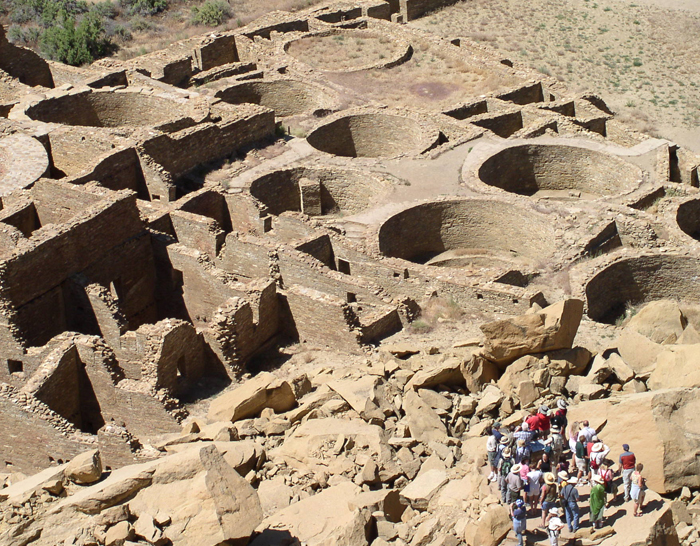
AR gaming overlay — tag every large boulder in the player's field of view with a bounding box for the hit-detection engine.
[463,504,511,546]
[128,445,263,545]
[567,389,700,493]
[625,300,686,344]
[399,469,448,511]
[616,328,664,375]
[403,390,448,443]
[460,354,499,393]
[251,482,370,546]
[65,449,103,485]
[480,299,584,366]
[273,418,386,466]
[208,372,296,423]
[648,345,700,390]
[406,358,465,391]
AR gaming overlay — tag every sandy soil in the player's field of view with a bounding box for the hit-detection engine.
[412,0,700,152]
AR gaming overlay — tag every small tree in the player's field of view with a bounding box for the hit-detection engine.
[40,11,112,66]
[191,0,232,26]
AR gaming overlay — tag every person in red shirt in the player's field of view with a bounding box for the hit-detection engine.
[619,444,637,502]
[531,405,551,434]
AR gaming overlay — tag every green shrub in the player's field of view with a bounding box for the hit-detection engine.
[91,0,119,19]
[191,0,232,26]
[40,11,112,66]
[120,0,167,16]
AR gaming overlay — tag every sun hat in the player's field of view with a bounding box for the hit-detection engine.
[503,448,512,457]
[558,471,569,480]
[493,422,502,429]
[568,476,578,484]
[593,475,605,484]
[549,507,559,515]
[544,472,556,485]
[500,437,509,445]
[592,442,604,452]
[551,425,561,433]
[511,464,522,474]
[557,399,567,409]
[539,405,550,415]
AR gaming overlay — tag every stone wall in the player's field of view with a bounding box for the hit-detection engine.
[0,25,54,88]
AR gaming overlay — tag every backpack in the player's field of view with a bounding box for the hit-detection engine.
[500,457,513,477]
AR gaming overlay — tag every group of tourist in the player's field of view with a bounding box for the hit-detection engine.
[485,400,648,545]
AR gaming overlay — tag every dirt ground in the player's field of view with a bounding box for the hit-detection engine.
[412,0,700,152]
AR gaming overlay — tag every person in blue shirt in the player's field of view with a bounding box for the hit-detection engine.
[510,498,528,546]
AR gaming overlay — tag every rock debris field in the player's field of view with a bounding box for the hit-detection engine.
[0,1,699,546]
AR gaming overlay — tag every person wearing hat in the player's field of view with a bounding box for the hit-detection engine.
[550,424,565,467]
[515,438,531,464]
[498,447,515,503]
[510,498,528,546]
[590,475,607,529]
[530,405,552,434]
[546,507,565,546]
[589,441,610,481]
[619,443,637,502]
[557,470,569,483]
[550,399,568,434]
[506,463,524,504]
[559,474,580,533]
[539,472,559,529]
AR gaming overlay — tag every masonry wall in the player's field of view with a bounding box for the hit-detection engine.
[139,107,275,181]
[0,25,54,88]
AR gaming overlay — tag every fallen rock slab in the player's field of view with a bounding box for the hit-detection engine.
[208,372,296,423]
[480,299,584,366]
[251,481,369,546]
[65,449,103,485]
[399,469,448,511]
[568,388,700,493]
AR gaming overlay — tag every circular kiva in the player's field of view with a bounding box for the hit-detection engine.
[284,29,411,73]
[676,199,700,241]
[477,144,642,197]
[585,254,700,323]
[249,166,392,216]
[307,113,438,158]
[377,199,558,268]
[215,80,337,117]
[0,134,49,197]
[24,91,186,128]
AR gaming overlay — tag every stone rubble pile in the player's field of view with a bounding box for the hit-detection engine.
[2,299,699,546]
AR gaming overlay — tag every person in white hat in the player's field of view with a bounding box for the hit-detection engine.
[547,507,565,546]
[589,441,610,481]
[590,475,607,529]
[506,464,524,504]
[550,424,565,467]
[498,447,515,503]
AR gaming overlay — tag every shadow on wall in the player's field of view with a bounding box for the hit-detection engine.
[306,113,435,158]
[478,144,642,197]
[378,199,558,266]
[249,166,392,216]
[585,255,700,323]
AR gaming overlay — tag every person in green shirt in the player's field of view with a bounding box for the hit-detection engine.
[590,475,607,529]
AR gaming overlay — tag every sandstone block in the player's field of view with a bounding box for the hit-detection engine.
[399,469,448,511]
[568,389,700,493]
[65,449,103,485]
[463,504,510,546]
[626,300,686,344]
[648,345,700,390]
[480,299,583,365]
[403,390,448,443]
[208,372,296,423]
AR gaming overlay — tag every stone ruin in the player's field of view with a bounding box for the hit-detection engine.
[0,1,700,545]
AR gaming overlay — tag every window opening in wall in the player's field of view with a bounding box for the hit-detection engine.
[347,292,357,303]
[476,293,484,300]
[7,360,23,374]
[669,145,682,183]
[177,355,186,379]
[338,259,351,275]
[151,194,161,201]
